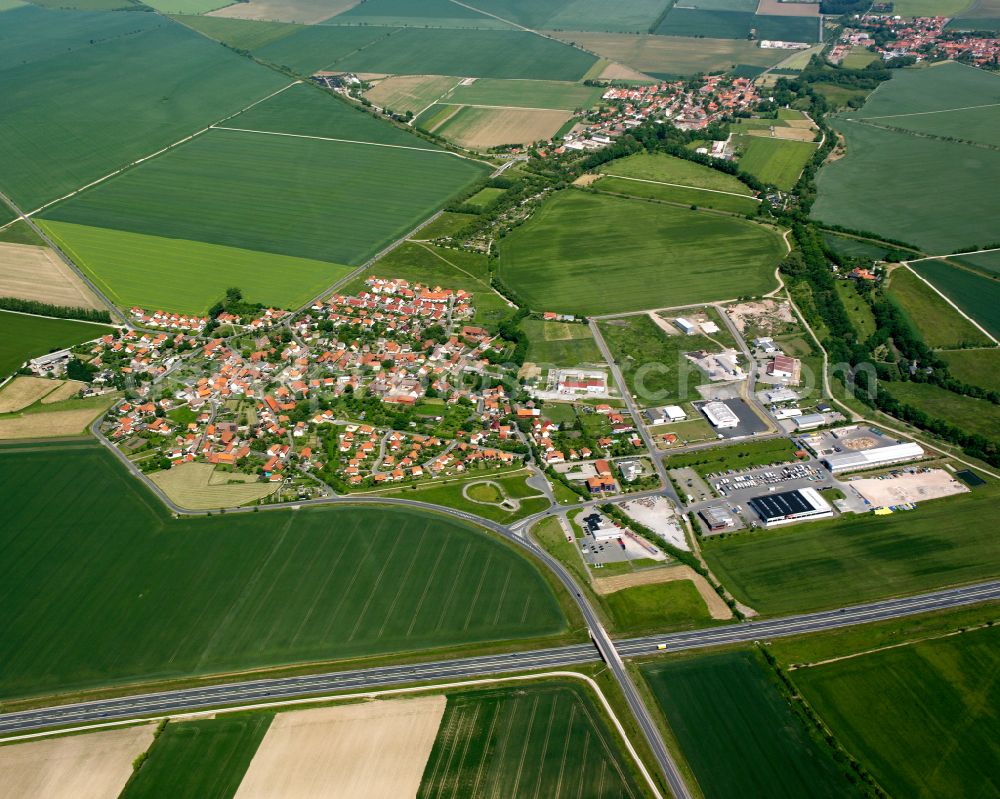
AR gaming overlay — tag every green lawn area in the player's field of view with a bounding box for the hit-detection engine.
[886,266,991,348]
[465,186,505,209]
[840,47,879,69]
[380,470,549,524]
[735,136,817,191]
[790,625,999,799]
[912,259,1000,339]
[885,380,1000,438]
[444,77,603,110]
[702,479,1000,615]
[0,443,568,700]
[834,279,877,340]
[0,310,112,378]
[522,318,602,366]
[497,191,783,316]
[665,438,800,477]
[602,580,716,635]
[413,211,477,240]
[39,220,351,315]
[599,152,753,194]
[941,348,1000,392]
[811,82,873,109]
[642,650,856,799]
[419,680,644,798]
[120,715,272,799]
[0,6,288,211]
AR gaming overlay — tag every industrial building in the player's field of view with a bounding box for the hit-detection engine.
[582,512,621,541]
[749,487,833,527]
[675,317,697,335]
[793,413,825,431]
[702,401,739,429]
[700,505,735,531]
[647,404,686,424]
[823,442,925,473]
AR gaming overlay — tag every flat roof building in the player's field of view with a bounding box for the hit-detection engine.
[702,401,739,429]
[700,505,735,531]
[749,487,833,527]
[824,441,924,473]
[793,413,826,431]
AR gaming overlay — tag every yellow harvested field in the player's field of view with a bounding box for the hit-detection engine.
[599,61,653,82]
[0,724,154,799]
[437,106,571,149]
[235,696,446,799]
[0,402,113,440]
[366,75,458,116]
[756,0,819,15]
[0,376,62,413]
[208,0,358,23]
[149,461,277,509]
[41,380,85,404]
[593,564,733,620]
[0,243,101,309]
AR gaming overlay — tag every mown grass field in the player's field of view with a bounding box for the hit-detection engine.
[736,136,816,190]
[0,7,288,210]
[0,444,568,700]
[912,259,1000,339]
[418,681,643,798]
[44,128,488,266]
[703,479,1000,615]
[666,438,799,477]
[0,311,111,377]
[39,220,351,314]
[886,265,991,348]
[886,380,1000,438]
[942,348,1000,392]
[602,580,716,635]
[120,715,273,799]
[600,153,753,194]
[498,191,783,315]
[444,78,603,110]
[791,625,1000,799]
[381,472,550,524]
[642,650,855,799]
[523,318,602,365]
[595,176,761,214]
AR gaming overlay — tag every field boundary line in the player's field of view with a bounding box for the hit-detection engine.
[600,173,761,200]
[908,245,1000,263]
[787,625,981,671]
[410,77,466,125]
[0,670,663,799]
[0,306,117,328]
[900,262,998,345]
[847,101,1000,121]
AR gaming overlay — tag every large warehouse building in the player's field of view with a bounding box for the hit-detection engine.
[823,442,924,473]
[749,487,833,528]
[702,401,739,429]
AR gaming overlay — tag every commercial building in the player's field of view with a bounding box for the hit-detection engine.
[582,512,621,541]
[767,355,801,383]
[749,487,833,527]
[823,442,925,473]
[648,404,687,424]
[793,413,826,431]
[702,401,739,429]
[773,407,803,420]
[700,505,735,531]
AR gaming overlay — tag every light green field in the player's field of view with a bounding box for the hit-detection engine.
[840,47,879,69]
[174,16,305,50]
[600,152,753,193]
[888,0,974,15]
[498,190,783,315]
[602,580,716,635]
[522,318,602,365]
[886,266,991,348]
[791,626,999,798]
[0,443,569,700]
[886,380,1000,438]
[443,78,603,110]
[465,186,505,209]
[941,348,1000,392]
[735,136,817,190]
[834,279,877,340]
[39,220,351,315]
[329,0,512,28]
[0,0,26,10]
[413,211,477,240]
[366,75,460,116]
[0,310,112,378]
[472,0,672,31]
[595,175,761,214]
[145,0,232,12]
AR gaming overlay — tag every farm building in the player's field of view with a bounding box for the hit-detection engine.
[749,487,833,528]
[823,442,925,473]
[702,401,739,429]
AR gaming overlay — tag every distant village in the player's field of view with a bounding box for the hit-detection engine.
[832,14,1000,68]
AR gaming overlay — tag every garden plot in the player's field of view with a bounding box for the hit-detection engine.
[848,468,969,508]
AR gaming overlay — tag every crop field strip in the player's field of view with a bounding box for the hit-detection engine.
[418,681,642,798]
[323,0,514,29]
[497,190,783,316]
[910,258,1000,339]
[885,264,993,348]
[0,311,112,378]
[0,444,567,700]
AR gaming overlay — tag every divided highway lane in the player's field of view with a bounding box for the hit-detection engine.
[2,580,996,737]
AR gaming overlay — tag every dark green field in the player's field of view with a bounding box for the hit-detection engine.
[791,626,1000,798]
[886,380,1000,439]
[498,191,783,315]
[0,443,568,700]
[120,715,272,799]
[0,7,288,210]
[329,0,512,29]
[655,8,819,41]
[0,311,111,377]
[912,259,1000,339]
[642,650,855,799]
[419,681,643,798]
[703,480,1000,615]
[886,265,991,348]
[454,0,672,32]
[942,348,1000,392]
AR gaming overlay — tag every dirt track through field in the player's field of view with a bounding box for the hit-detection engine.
[0,242,101,309]
[0,724,154,799]
[592,565,732,620]
[234,696,446,798]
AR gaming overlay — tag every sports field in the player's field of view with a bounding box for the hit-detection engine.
[497,191,783,315]
[736,136,816,190]
[120,715,273,799]
[0,311,110,378]
[40,220,351,314]
[791,625,999,798]
[886,265,992,348]
[418,681,643,798]
[942,348,1000,392]
[0,443,568,700]
[0,7,288,211]
[642,650,854,799]
[703,480,1000,615]
[886,380,1000,438]
[911,259,1000,339]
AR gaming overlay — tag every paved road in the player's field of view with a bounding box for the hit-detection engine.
[3,581,995,738]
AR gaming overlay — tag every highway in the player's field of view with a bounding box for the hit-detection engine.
[3,580,996,738]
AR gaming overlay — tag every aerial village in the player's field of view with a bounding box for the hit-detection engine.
[831,14,1000,67]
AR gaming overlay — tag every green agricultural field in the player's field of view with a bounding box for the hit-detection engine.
[886,266,991,348]
[522,318,603,365]
[329,0,511,28]
[665,438,800,477]
[703,479,1000,615]
[811,82,872,109]
[642,650,855,799]
[941,348,1000,392]
[366,75,460,116]
[0,443,569,700]
[820,232,894,260]
[145,0,232,12]
[39,221,351,315]
[886,380,1000,438]
[472,0,672,31]
[595,176,761,214]
[655,8,819,41]
[955,248,1000,275]
[465,187,505,209]
[419,681,644,798]
[840,47,879,69]
[43,128,488,268]
[443,78,603,110]
[0,220,45,246]
[602,580,716,635]
[497,191,784,316]
[890,0,974,13]
[791,626,1000,798]
[0,311,112,378]
[736,136,816,190]
[0,7,288,211]
[176,16,307,50]
[600,152,753,194]
[120,715,273,799]
[246,23,400,75]
[0,0,27,10]
[912,259,1000,339]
